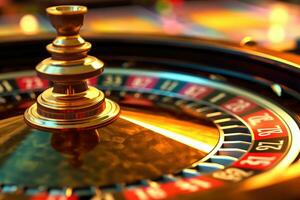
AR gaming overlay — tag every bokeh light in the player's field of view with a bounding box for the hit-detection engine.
[19,14,39,35]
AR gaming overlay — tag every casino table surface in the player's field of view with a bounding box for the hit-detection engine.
[0,0,299,50]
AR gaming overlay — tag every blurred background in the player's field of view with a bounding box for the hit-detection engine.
[0,0,299,51]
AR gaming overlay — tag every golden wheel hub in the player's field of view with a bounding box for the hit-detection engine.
[24,5,120,132]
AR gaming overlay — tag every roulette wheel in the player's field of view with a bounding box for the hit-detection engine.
[0,4,300,200]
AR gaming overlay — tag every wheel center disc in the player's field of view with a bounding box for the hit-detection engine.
[0,103,220,187]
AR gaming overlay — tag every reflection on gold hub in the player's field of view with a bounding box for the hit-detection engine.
[121,109,219,154]
[24,5,120,131]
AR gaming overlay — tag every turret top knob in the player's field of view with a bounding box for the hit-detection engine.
[46,5,87,36]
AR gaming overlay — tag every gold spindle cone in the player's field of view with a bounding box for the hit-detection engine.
[24,5,120,132]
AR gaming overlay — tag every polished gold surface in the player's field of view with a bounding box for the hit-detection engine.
[24,5,120,131]
[120,109,220,155]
